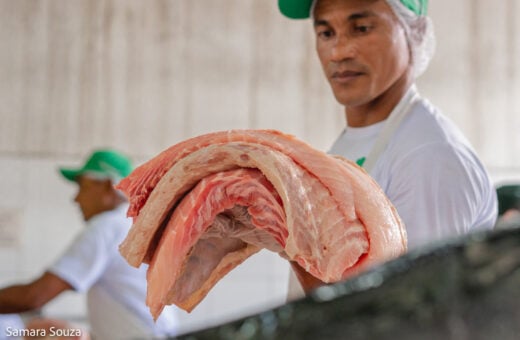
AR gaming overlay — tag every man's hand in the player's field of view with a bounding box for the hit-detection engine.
[290,262,326,294]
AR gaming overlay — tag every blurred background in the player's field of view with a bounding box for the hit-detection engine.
[0,0,519,335]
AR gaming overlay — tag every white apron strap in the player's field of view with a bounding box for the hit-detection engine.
[362,85,421,173]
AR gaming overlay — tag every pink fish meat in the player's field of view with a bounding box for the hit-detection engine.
[117,130,407,318]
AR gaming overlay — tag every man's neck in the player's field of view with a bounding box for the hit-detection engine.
[345,72,414,128]
[84,200,126,222]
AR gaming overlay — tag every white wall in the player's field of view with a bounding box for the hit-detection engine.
[0,0,519,335]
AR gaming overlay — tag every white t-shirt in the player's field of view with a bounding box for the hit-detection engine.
[329,91,498,250]
[49,204,179,340]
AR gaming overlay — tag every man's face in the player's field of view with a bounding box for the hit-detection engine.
[74,176,112,221]
[313,0,411,108]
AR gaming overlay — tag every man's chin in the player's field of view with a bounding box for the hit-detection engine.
[333,93,369,108]
[80,212,91,221]
[329,83,365,106]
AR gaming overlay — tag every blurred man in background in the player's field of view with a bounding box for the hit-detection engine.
[0,149,179,339]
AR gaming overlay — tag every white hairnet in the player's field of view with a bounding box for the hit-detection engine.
[385,0,436,78]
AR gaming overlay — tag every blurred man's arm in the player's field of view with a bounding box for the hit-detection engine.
[0,272,72,314]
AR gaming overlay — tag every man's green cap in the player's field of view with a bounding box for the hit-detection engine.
[278,0,428,19]
[59,149,133,183]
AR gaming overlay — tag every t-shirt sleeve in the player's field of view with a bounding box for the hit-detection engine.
[48,219,115,292]
[385,142,495,249]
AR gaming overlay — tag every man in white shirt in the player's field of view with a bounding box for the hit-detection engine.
[278,0,497,295]
[0,149,179,339]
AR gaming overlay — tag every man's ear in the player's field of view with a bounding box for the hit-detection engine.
[101,179,120,207]
[102,179,115,192]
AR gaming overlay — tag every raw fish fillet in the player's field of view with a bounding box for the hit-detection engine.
[117,130,407,318]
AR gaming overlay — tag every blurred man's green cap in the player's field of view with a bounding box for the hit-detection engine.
[59,149,133,183]
[278,0,428,19]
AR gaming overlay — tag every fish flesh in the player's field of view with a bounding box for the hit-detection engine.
[117,130,406,318]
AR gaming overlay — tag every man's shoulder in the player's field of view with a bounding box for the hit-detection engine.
[87,205,132,238]
[90,204,131,225]
[390,99,473,155]
[376,99,490,183]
